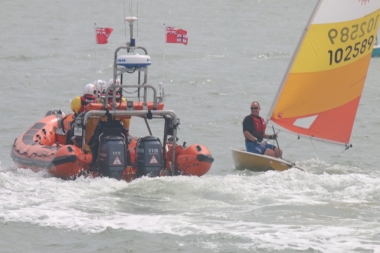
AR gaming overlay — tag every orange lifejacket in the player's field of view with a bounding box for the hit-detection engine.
[79,94,98,114]
[251,116,266,141]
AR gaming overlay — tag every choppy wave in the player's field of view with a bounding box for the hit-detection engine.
[1,164,379,251]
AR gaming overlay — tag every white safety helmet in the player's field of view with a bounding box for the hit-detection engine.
[83,83,96,95]
[107,78,121,94]
[93,79,107,94]
[108,78,120,87]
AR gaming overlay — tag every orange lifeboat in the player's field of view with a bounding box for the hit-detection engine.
[11,16,214,181]
[11,109,214,182]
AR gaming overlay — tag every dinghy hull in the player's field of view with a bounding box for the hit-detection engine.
[231,148,294,172]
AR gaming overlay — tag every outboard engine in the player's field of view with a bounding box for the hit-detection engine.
[136,136,163,177]
[98,136,127,180]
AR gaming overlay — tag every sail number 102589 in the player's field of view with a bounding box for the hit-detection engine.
[327,36,374,65]
[326,15,379,65]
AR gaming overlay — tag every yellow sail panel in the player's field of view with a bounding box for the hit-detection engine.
[293,10,380,73]
[272,55,370,119]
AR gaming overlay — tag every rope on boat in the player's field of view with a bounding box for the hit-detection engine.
[12,145,55,158]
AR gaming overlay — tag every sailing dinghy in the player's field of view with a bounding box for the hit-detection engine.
[232,0,380,172]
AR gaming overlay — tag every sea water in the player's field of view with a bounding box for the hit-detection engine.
[1,0,380,252]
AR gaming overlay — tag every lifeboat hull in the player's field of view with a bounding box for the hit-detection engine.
[11,111,214,181]
[10,112,88,179]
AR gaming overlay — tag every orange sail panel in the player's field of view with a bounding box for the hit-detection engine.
[269,0,380,144]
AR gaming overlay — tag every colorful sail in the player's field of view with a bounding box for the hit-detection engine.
[267,0,380,145]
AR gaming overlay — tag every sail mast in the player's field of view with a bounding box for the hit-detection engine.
[266,0,324,124]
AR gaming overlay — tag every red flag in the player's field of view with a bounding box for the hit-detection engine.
[166,27,188,45]
[96,27,113,44]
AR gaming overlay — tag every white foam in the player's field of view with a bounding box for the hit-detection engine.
[1,165,380,251]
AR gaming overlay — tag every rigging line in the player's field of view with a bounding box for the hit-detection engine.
[272,125,282,159]
[280,138,297,150]
[325,146,351,165]
[309,137,320,160]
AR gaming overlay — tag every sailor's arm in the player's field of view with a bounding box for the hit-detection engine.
[243,131,258,142]
[264,133,277,140]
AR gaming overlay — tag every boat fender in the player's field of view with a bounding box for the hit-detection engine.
[48,145,84,179]
[175,144,213,176]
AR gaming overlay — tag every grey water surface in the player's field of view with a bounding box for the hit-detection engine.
[1,0,380,252]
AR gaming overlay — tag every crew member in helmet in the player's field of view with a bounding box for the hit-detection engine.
[71,83,98,115]
[102,78,130,131]
[70,83,99,152]
[94,79,107,99]
[109,78,120,85]
[100,78,121,103]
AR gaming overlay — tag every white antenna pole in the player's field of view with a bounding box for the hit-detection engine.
[123,2,126,37]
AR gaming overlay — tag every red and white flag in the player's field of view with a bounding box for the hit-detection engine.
[166,27,188,45]
[96,27,113,44]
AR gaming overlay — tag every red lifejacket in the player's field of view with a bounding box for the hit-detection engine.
[251,116,266,141]
[79,94,98,113]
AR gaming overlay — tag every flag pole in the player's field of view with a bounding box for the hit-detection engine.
[162,23,166,86]
[94,23,97,59]
[157,24,166,102]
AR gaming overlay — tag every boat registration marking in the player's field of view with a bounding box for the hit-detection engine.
[74,127,82,136]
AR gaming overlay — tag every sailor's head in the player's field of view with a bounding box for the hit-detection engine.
[250,101,261,115]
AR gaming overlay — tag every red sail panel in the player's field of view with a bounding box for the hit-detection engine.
[272,97,360,143]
